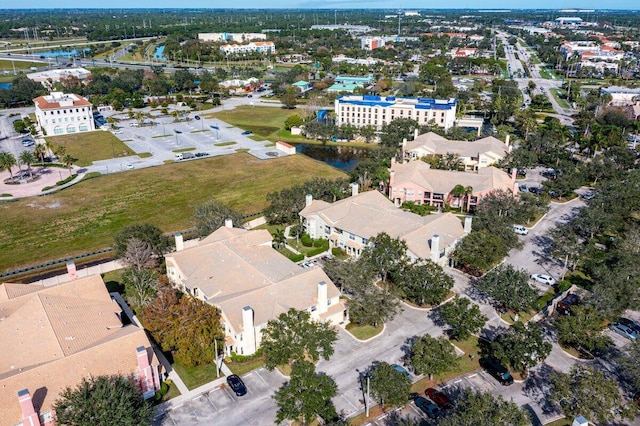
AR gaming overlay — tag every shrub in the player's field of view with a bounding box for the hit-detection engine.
[313,238,329,249]
[229,348,263,363]
[554,280,572,293]
[301,233,313,247]
[332,247,346,257]
[42,186,54,191]
[288,253,305,262]
[56,174,77,186]
[536,289,556,311]
[306,246,328,257]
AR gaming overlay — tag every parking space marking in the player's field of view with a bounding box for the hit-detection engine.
[203,393,218,411]
[340,394,360,412]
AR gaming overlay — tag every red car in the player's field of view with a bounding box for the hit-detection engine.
[426,388,452,409]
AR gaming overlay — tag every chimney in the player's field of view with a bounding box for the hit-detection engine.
[224,218,233,229]
[175,233,184,252]
[430,234,440,263]
[414,128,419,139]
[18,389,40,426]
[505,134,510,146]
[464,216,472,234]
[136,346,150,370]
[351,183,359,197]
[305,194,313,208]
[242,306,256,355]
[66,261,77,281]
[317,281,328,314]
[389,169,395,186]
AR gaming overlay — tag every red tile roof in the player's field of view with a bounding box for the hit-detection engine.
[33,94,92,110]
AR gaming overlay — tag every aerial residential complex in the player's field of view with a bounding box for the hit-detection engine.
[219,41,275,55]
[33,92,95,136]
[335,95,458,130]
[165,221,345,356]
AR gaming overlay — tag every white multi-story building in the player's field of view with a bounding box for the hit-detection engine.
[198,32,266,42]
[219,41,275,55]
[361,36,386,50]
[33,92,95,136]
[335,95,457,131]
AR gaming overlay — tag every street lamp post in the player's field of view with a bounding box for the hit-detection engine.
[214,338,220,378]
[210,125,219,140]
[174,129,181,146]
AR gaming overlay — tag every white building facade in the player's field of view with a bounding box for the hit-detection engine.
[33,92,95,136]
[220,41,275,55]
[335,95,457,131]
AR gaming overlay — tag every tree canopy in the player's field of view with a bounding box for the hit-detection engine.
[488,321,551,375]
[193,199,244,237]
[261,308,338,370]
[439,388,531,426]
[438,296,487,340]
[53,375,154,426]
[273,361,338,425]
[113,223,169,258]
[476,264,538,313]
[368,361,412,410]
[409,334,458,379]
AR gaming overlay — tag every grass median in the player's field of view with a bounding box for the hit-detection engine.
[0,153,346,273]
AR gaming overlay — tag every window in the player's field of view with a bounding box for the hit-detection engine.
[79,123,88,131]
[310,305,317,312]
[327,298,333,306]
[54,126,63,135]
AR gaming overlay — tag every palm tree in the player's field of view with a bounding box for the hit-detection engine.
[34,143,46,164]
[61,154,76,176]
[54,145,66,161]
[19,151,35,179]
[0,151,17,180]
[450,184,465,209]
[44,139,55,159]
[272,228,286,249]
[464,186,474,212]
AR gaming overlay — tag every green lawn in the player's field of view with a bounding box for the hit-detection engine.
[0,153,346,272]
[0,59,46,72]
[539,68,553,79]
[550,89,570,109]
[346,323,384,340]
[172,361,221,390]
[102,269,125,294]
[45,131,135,166]
[208,106,294,140]
[228,358,265,376]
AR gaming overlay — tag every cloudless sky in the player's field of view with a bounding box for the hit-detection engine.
[2,1,637,10]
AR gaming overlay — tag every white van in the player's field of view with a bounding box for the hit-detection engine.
[513,225,528,236]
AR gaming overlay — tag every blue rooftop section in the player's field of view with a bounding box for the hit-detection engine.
[337,95,457,110]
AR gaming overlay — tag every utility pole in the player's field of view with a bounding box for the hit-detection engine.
[365,374,370,417]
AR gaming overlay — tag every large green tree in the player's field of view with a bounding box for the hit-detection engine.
[550,365,637,424]
[489,322,551,375]
[439,388,530,426]
[554,305,611,356]
[274,361,338,424]
[392,260,453,307]
[113,223,169,258]
[438,296,487,340]
[193,199,244,237]
[121,267,158,309]
[368,361,412,410]
[261,308,338,370]
[476,264,538,313]
[409,334,458,380]
[361,232,407,284]
[53,375,154,426]
[379,118,420,148]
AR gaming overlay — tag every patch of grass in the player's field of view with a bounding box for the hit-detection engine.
[539,68,553,80]
[565,270,594,291]
[190,129,210,133]
[500,309,536,325]
[214,141,236,147]
[152,135,171,139]
[138,152,153,158]
[45,132,135,167]
[236,148,250,153]
[172,147,196,153]
[173,361,220,390]
[0,153,346,271]
[276,363,292,376]
[228,358,265,376]
[163,159,174,164]
[550,89,570,109]
[1,193,12,197]
[346,323,384,340]
[102,269,125,294]
[158,380,181,401]
[0,59,46,71]
[545,418,570,426]
[209,106,296,140]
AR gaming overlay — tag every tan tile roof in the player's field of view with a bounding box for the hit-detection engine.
[0,283,44,301]
[0,276,157,426]
[405,132,509,160]
[167,227,342,333]
[33,93,92,110]
[300,190,465,259]
[391,161,514,195]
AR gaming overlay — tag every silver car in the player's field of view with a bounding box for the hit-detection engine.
[610,323,638,341]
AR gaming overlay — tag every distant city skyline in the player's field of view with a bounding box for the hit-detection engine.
[1,1,637,10]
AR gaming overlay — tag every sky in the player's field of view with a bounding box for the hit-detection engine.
[2,1,637,10]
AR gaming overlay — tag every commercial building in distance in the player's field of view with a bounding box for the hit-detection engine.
[33,92,95,136]
[335,95,457,130]
[198,32,266,42]
[26,67,92,89]
[219,41,275,55]
[361,36,386,50]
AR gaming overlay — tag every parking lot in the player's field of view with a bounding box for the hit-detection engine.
[155,368,285,426]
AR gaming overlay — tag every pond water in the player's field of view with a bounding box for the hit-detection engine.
[36,48,89,57]
[153,45,167,61]
[294,143,370,171]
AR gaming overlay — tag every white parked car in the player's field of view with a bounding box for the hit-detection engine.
[513,225,528,235]
[530,274,556,286]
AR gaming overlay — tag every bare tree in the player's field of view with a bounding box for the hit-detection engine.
[122,238,156,271]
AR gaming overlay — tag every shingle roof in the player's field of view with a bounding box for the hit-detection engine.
[405,132,509,160]
[300,190,465,259]
[391,160,515,195]
[167,227,342,333]
[0,276,157,426]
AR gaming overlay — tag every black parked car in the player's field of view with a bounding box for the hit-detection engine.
[226,374,247,396]
[528,186,542,195]
[479,357,514,386]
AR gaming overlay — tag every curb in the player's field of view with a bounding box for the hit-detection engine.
[342,323,386,343]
